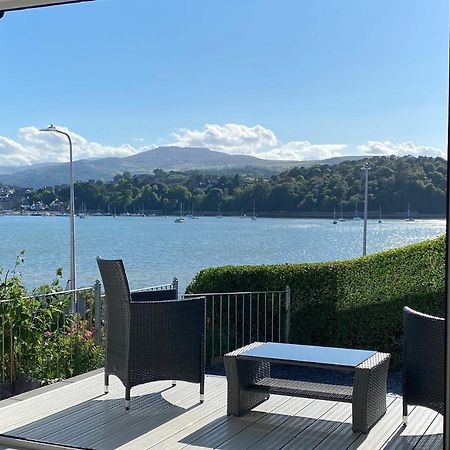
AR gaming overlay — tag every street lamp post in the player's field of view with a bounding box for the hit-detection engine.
[0,1,95,20]
[39,125,77,311]
[362,163,370,256]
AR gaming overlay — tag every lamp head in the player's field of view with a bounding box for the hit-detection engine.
[39,124,57,132]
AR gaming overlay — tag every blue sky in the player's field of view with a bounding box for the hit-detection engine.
[0,0,448,165]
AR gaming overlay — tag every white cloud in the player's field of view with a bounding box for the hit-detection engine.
[0,136,37,166]
[0,124,444,168]
[172,123,347,161]
[0,126,147,167]
[172,123,277,155]
[172,123,446,161]
[258,141,347,161]
[357,141,445,158]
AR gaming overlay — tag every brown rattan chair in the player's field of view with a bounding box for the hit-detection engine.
[403,306,444,424]
[97,257,206,410]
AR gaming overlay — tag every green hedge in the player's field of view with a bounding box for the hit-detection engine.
[187,236,446,368]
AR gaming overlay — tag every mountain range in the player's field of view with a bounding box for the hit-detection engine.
[0,146,366,188]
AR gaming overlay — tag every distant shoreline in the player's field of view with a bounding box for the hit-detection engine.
[1,210,446,220]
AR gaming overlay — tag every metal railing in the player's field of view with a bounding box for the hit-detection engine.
[183,287,291,363]
[0,277,180,395]
[1,277,290,398]
[0,283,102,394]
[131,277,179,295]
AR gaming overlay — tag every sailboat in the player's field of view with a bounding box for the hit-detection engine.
[189,203,198,219]
[251,200,257,221]
[353,202,362,220]
[332,206,338,224]
[378,205,383,224]
[405,203,415,222]
[78,203,87,219]
[217,203,223,218]
[174,203,185,223]
[339,203,346,222]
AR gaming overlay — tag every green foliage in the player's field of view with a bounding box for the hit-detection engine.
[187,236,446,368]
[0,255,104,387]
[29,321,104,383]
[25,155,447,215]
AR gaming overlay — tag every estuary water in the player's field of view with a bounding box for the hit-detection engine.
[1,215,445,291]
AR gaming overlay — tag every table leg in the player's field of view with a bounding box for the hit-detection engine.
[352,353,390,433]
[224,354,270,416]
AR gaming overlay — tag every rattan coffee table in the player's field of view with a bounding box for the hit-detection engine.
[224,342,390,433]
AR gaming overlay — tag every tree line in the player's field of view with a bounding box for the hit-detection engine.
[24,155,447,215]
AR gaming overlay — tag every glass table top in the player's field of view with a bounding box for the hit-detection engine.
[238,342,376,369]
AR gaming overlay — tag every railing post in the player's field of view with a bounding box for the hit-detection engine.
[285,286,291,343]
[172,277,179,299]
[9,318,14,386]
[78,295,86,319]
[94,280,102,345]
[1,304,5,384]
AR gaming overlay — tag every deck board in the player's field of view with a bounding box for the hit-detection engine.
[382,406,439,450]
[0,372,442,450]
[91,378,225,450]
[414,413,444,450]
[245,398,319,450]
[280,401,353,450]
[124,394,227,449]
[314,396,397,450]
[0,375,103,433]
[67,377,224,450]
[147,404,232,450]
[218,397,323,449]
[347,397,404,449]
[181,395,290,449]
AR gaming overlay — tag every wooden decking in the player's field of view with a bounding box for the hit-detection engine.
[0,371,443,450]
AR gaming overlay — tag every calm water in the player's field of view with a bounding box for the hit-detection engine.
[0,215,445,291]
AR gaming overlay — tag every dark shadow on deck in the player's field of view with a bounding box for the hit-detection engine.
[384,423,443,450]
[4,386,200,450]
[180,410,442,450]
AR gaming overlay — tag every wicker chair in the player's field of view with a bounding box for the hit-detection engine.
[403,306,444,424]
[97,257,206,410]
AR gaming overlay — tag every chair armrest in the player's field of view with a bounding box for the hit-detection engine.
[131,288,177,302]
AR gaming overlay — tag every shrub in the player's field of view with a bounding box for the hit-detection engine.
[0,255,105,391]
[187,236,446,368]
